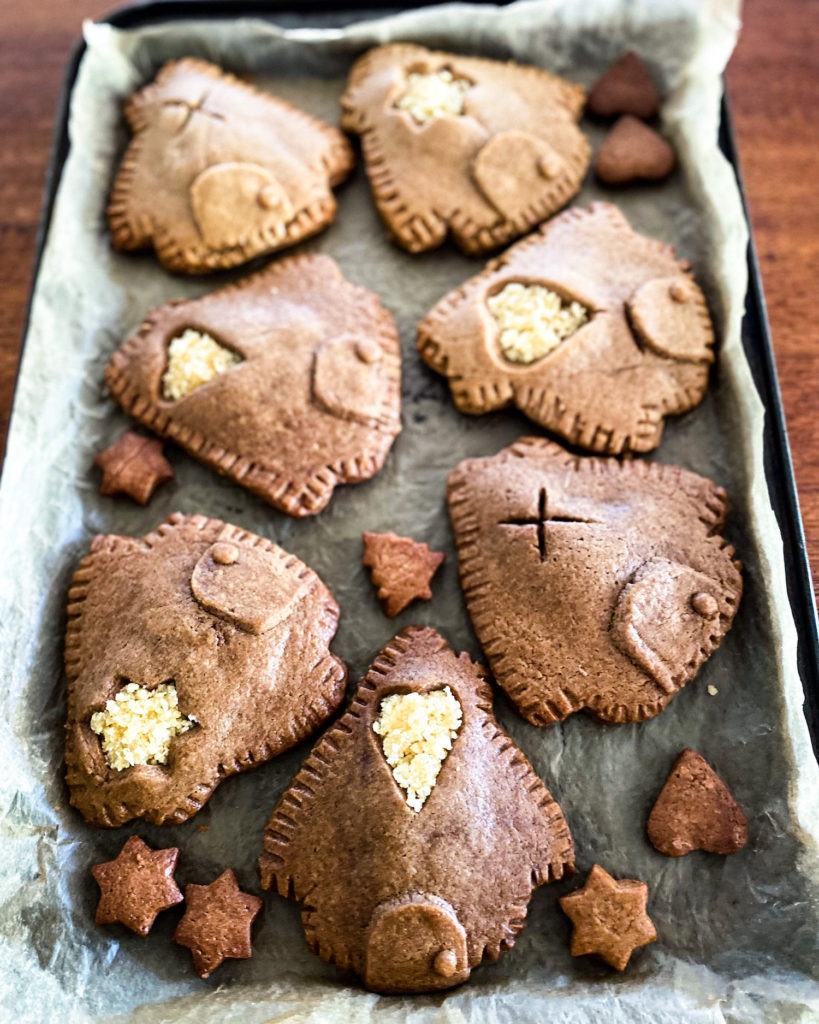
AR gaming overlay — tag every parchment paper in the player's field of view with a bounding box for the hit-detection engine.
[1,1,818,1021]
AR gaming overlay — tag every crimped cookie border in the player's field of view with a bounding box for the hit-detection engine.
[108,57,355,274]
[104,254,402,518]
[258,625,575,974]
[418,203,714,453]
[64,512,348,827]
[446,438,743,726]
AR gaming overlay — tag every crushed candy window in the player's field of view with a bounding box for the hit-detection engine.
[162,328,242,400]
[396,70,470,123]
[90,682,195,771]
[487,283,589,364]
[373,687,462,811]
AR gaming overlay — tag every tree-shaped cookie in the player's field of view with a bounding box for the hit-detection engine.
[105,254,401,517]
[447,438,742,726]
[258,626,574,993]
[65,513,346,827]
[108,58,353,273]
[419,203,714,453]
[340,44,589,255]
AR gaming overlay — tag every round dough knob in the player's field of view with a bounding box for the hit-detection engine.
[355,338,382,365]
[212,542,239,566]
[258,184,286,210]
[691,591,719,619]
[433,948,459,977]
[669,279,694,303]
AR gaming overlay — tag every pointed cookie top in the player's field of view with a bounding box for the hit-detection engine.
[419,203,714,454]
[108,58,353,273]
[647,748,748,856]
[258,626,574,993]
[447,437,742,726]
[341,44,590,255]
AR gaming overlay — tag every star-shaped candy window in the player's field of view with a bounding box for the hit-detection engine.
[91,835,183,936]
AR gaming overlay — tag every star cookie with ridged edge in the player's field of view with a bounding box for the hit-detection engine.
[104,254,401,517]
[91,835,183,936]
[559,864,657,970]
[362,531,444,616]
[447,437,742,726]
[340,44,590,255]
[173,869,262,978]
[94,429,174,505]
[418,203,714,454]
[259,626,574,994]
[108,58,353,273]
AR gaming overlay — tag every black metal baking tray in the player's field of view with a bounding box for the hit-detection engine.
[17,0,817,756]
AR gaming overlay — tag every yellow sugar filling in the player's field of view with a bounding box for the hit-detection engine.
[488,283,589,364]
[396,70,470,123]
[90,682,195,771]
[161,328,242,400]
[373,687,462,811]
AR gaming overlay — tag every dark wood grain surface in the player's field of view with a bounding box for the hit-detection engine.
[1,0,817,588]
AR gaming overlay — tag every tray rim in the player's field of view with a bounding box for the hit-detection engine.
[8,0,819,755]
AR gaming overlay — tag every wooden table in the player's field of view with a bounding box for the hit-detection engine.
[1,0,817,589]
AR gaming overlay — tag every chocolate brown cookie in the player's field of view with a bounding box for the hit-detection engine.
[362,531,444,616]
[258,626,574,993]
[559,864,657,970]
[647,749,748,856]
[108,58,353,273]
[587,52,661,120]
[419,203,714,454]
[595,116,676,185]
[91,835,183,935]
[340,44,590,255]
[94,429,174,504]
[105,255,401,517]
[447,438,742,726]
[65,513,346,827]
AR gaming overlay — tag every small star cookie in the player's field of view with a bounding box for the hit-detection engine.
[173,869,262,978]
[362,531,444,617]
[559,864,656,970]
[94,429,173,504]
[91,835,182,936]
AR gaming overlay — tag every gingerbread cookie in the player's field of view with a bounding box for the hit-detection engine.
[419,203,714,454]
[340,44,590,255]
[362,531,444,616]
[447,438,742,726]
[65,513,346,827]
[647,748,748,856]
[587,52,661,120]
[91,835,183,935]
[258,626,574,993]
[595,116,675,185]
[108,58,353,273]
[173,869,262,978]
[105,255,401,517]
[94,429,174,504]
[559,864,657,970]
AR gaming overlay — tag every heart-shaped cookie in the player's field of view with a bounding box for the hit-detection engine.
[105,254,401,517]
[64,513,346,827]
[447,438,742,726]
[595,116,675,185]
[258,626,574,993]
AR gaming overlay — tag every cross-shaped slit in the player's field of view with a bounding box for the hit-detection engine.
[162,91,226,133]
[500,488,601,562]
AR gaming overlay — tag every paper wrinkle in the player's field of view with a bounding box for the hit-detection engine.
[0,1,817,1021]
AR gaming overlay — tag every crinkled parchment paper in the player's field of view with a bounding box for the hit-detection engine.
[0,1,817,1021]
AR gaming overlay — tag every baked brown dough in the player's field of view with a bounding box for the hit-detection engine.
[419,203,714,454]
[65,513,346,827]
[447,438,742,726]
[105,254,401,517]
[258,626,574,993]
[108,58,353,273]
[340,44,590,255]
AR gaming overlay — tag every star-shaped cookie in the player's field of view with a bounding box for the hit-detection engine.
[419,203,714,454]
[340,44,590,254]
[558,864,656,970]
[362,531,444,616]
[94,429,174,504]
[173,869,262,978]
[91,835,183,936]
[108,58,353,273]
[104,255,401,517]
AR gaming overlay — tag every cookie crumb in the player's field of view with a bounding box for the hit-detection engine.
[396,70,470,123]
[162,329,242,400]
[707,684,719,696]
[487,283,588,364]
[90,682,195,771]
[373,688,462,810]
